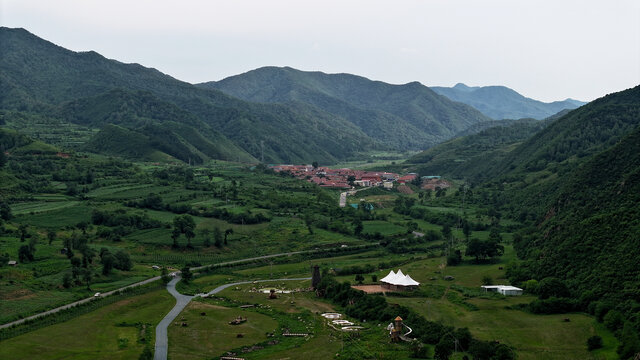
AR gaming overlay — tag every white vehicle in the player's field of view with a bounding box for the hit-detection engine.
[94,292,101,297]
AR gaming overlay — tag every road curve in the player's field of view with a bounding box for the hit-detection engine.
[154,277,311,360]
[0,250,316,330]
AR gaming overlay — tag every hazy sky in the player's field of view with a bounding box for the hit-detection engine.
[2,0,639,102]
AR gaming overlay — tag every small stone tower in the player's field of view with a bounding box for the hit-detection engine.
[311,265,321,289]
[391,316,403,342]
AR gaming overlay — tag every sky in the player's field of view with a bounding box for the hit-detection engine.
[1,0,639,102]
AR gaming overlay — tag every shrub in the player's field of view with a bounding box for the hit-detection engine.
[587,335,603,351]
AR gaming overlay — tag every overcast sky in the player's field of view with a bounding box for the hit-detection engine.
[2,0,639,102]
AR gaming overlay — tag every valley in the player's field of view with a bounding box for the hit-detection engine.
[0,20,638,360]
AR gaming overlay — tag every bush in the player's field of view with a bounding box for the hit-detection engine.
[529,297,577,314]
[587,335,603,351]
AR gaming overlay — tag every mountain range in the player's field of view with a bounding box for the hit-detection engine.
[199,66,491,150]
[431,83,585,120]
[1,27,507,164]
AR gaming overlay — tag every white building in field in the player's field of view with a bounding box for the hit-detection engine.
[481,285,523,296]
[380,269,420,291]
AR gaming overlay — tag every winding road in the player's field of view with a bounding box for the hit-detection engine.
[0,250,314,330]
[154,276,311,360]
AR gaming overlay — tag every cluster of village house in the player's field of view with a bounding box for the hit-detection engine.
[269,164,420,189]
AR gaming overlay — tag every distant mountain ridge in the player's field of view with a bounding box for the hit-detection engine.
[0,27,380,164]
[431,83,586,120]
[198,66,492,150]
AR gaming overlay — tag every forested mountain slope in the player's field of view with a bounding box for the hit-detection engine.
[0,27,379,164]
[404,119,548,179]
[199,66,492,149]
[57,89,255,163]
[432,83,585,120]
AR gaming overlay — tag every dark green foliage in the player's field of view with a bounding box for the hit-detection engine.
[528,297,577,314]
[434,336,454,359]
[181,266,193,284]
[354,274,364,284]
[0,201,11,220]
[432,83,585,120]
[536,277,570,300]
[200,66,491,150]
[213,227,223,248]
[161,267,171,285]
[0,149,6,168]
[510,117,640,317]
[465,238,504,263]
[138,346,153,360]
[0,28,388,164]
[617,322,640,359]
[114,250,132,271]
[18,244,34,262]
[587,335,603,351]
[603,310,625,333]
[406,118,547,180]
[447,250,462,266]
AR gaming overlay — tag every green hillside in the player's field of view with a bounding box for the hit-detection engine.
[59,89,255,163]
[432,83,586,120]
[199,66,492,149]
[405,118,547,179]
[0,27,379,164]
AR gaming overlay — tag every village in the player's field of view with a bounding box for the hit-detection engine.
[269,164,450,190]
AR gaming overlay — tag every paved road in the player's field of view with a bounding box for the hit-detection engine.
[153,276,193,360]
[0,250,316,330]
[0,275,162,330]
[154,277,311,360]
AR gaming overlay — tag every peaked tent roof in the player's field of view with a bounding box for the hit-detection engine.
[380,270,396,283]
[380,269,420,286]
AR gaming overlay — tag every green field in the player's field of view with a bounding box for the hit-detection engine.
[0,289,174,359]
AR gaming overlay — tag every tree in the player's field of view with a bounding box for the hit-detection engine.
[0,201,11,220]
[224,228,233,245]
[114,250,132,271]
[537,277,570,299]
[355,274,364,284]
[462,220,471,241]
[161,267,171,285]
[181,266,193,284]
[213,227,223,248]
[200,228,211,247]
[465,238,504,263]
[171,228,181,248]
[82,268,93,290]
[447,250,462,266]
[139,346,153,360]
[312,161,318,169]
[76,221,88,234]
[101,252,116,275]
[587,335,603,351]
[482,275,493,285]
[371,274,377,283]
[184,228,195,249]
[353,219,363,236]
[617,321,640,359]
[19,224,28,242]
[47,230,57,245]
[434,337,454,360]
[62,272,72,288]
[489,226,502,242]
[0,150,6,168]
[18,244,34,262]
[441,224,452,241]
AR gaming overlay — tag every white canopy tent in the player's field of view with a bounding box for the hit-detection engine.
[380,269,420,290]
